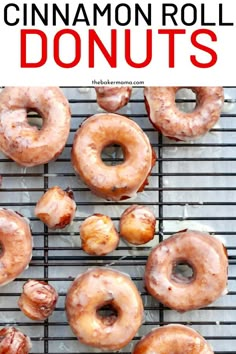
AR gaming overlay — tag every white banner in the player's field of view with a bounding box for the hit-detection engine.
[0,0,235,86]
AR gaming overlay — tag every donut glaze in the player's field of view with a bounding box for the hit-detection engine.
[80,214,119,255]
[0,327,32,354]
[0,87,71,166]
[120,205,156,245]
[133,324,213,354]
[144,87,224,141]
[95,86,132,112]
[0,209,32,286]
[35,186,76,229]
[71,113,156,201]
[145,230,228,312]
[65,268,143,351]
[18,279,58,321]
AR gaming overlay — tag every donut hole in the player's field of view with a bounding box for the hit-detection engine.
[0,242,4,257]
[176,88,197,113]
[101,144,125,166]
[96,304,118,326]
[27,111,43,130]
[172,261,194,284]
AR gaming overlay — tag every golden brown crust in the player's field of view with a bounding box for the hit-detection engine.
[95,87,132,112]
[71,113,155,201]
[18,279,58,321]
[145,230,228,312]
[80,214,119,255]
[65,267,143,351]
[120,205,156,245]
[0,209,32,286]
[0,327,32,354]
[132,325,213,354]
[0,87,71,166]
[34,186,76,229]
[144,87,224,141]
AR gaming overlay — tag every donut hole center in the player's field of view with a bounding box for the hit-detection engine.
[27,110,43,130]
[176,88,197,113]
[97,304,118,326]
[172,260,194,284]
[101,144,125,166]
[0,242,4,257]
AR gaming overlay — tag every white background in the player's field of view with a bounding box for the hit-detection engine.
[0,0,235,86]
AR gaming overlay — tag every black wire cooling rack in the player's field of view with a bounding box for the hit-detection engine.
[0,87,236,353]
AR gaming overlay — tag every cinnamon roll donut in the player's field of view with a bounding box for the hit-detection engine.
[65,268,143,350]
[95,87,132,112]
[0,209,32,286]
[0,87,71,166]
[145,230,228,311]
[71,113,156,201]
[144,87,224,141]
[133,324,213,354]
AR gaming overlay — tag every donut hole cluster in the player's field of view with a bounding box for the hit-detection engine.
[101,143,125,166]
[176,88,197,113]
[172,260,194,284]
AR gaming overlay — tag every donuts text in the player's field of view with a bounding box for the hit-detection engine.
[21,28,217,69]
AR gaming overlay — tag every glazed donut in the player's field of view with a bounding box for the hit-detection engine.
[18,279,58,321]
[0,209,32,286]
[65,267,143,351]
[35,186,76,229]
[71,113,156,201]
[132,324,213,354]
[0,327,32,354]
[0,87,71,166]
[80,214,119,255]
[120,205,156,245]
[144,87,224,141]
[145,230,228,312]
[95,86,132,112]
